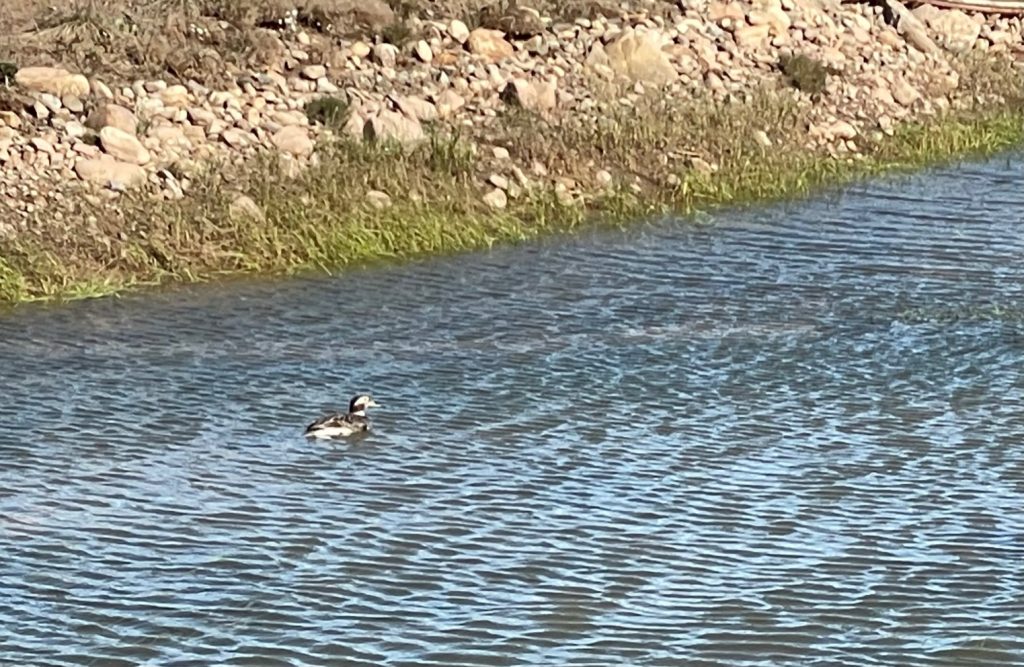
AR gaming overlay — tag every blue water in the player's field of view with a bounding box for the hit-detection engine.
[1,157,1023,666]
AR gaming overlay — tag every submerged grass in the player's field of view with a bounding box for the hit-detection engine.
[3,65,1024,304]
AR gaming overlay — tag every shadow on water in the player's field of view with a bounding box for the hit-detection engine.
[1,156,1024,666]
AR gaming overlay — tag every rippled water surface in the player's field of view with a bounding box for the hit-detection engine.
[3,158,1024,666]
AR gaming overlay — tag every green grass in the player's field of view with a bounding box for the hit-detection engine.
[3,82,1024,305]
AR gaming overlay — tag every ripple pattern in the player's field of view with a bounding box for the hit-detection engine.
[2,159,1024,666]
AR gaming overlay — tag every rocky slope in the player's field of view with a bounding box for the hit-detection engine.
[0,0,1021,240]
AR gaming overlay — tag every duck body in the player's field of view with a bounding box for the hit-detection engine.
[305,412,370,439]
[305,394,380,440]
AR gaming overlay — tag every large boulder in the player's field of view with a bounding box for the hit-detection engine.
[99,127,151,165]
[500,77,557,113]
[587,30,678,86]
[467,28,515,63]
[363,110,426,146]
[14,66,90,97]
[85,103,138,135]
[882,0,939,54]
[271,126,315,157]
[390,94,438,122]
[75,156,147,188]
[913,6,980,53]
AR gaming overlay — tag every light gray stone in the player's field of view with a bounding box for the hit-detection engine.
[15,67,90,97]
[99,126,151,164]
[271,126,314,157]
[500,77,557,112]
[467,28,515,62]
[229,194,265,221]
[75,156,147,188]
[86,104,138,135]
[363,110,426,146]
[483,188,508,209]
[587,29,678,85]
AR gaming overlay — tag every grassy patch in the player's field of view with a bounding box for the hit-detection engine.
[305,95,351,128]
[778,53,830,97]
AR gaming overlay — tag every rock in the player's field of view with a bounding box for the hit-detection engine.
[316,77,339,94]
[734,24,771,49]
[0,111,21,129]
[878,27,903,49]
[917,8,980,53]
[709,1,746,23]
[342,110,366,139]
[687,156,716,175]
[595,169,613,187]
[883,0,939,54]
[99,126,151,164]
[14,66,90,97]
[753,130,772,148]
[500,77,557,112]
[467,28,515,63]
[364,110,426,146]
[483,188,508,209]
[366,190,392,208]
[749,6,792,35]
[301,64,327,80]
[935,69,960,95]
[434,90,466,118]
[75,156,147,188]
[31,101,49,120]
[38,93,62,113]
[351,41,372,58]
[92,79,113,99]
[319,0,395,30]
[391,95,438,122]
[271,110,308,127]
[228,194,265,222]
[30,137,54,153]
[271,126,314,157]
[478,3,545,38]
[826,120,858,140]
[492,146,510,160]
[86,103,138,134]
[414,40,433,63]
[588,29,678,86]
[987,30,1012,46]
[449,19,470,43]
[221,128,250,148]
[488,173,509,190]
[159,85,189,107]
[373,43,399,68]
[150,125,192,150]
[523,35,547,56]
[187,107,218,127]
[63,95,84,113]
[892,77,921,106]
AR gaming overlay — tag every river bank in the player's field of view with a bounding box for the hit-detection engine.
[2,0,1024,303]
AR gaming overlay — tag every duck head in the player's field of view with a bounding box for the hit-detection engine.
[349,394,381,415]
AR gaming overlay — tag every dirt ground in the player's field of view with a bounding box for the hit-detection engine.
[0,0,658,86]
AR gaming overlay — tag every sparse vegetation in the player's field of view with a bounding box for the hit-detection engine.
[378,18,418,47]
[305,95,351,129]
[4,82,1024,304]
[779,53,829,97]
[0,60,15,85]
[0,0,398,85]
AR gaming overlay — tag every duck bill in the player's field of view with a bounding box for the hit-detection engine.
[368,399,381,408]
